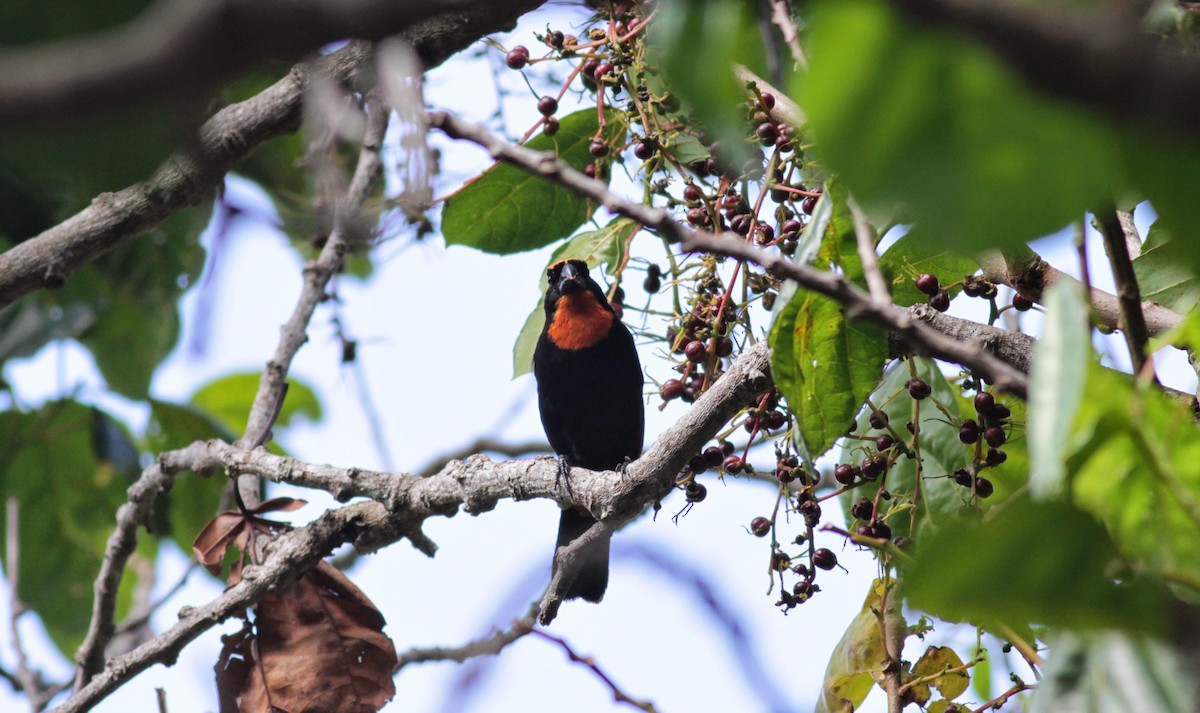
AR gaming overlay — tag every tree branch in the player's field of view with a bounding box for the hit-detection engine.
[886,0,1200,140]
[0,0,547,312]
[978,248,1183,337]
[1096,208,1156,380]
[50,341,774,712]
[0,0,548,128]
[428,111,1030,399]
[394,604,538,670]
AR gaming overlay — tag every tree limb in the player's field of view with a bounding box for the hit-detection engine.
[0,0,548,128]
[50,341,773,712]
[1096,208,1156,380]
[0,0,547,313]
[886,0,1200,140]
[427,111,1030,399]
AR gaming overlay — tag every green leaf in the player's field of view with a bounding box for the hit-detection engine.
[905,496,1169,635]
[1029,631,1197,713]
[816,579,897,713]
[879,230,979,307]
[147,400,237,554]
[510,217,640,378]
[649,0,766,170]
[1028,281,1091,499]
[0,401,150,656]
[839,359,973,536]
[1124,130,1200,280]
[1066,365,1200,593]
[442,109,624,254]
[800,0,1120,251]
[64,203,211,399]
[1131,222,1200,314]
[190,372,323,438]
[770,188,887,459]
[910,646,969,701]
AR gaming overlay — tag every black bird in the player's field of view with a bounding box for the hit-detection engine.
[532,259,644,602]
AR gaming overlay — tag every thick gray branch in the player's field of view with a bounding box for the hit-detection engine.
[0,0,546,312]
[428,110,1029,399]
[51,342,772,711]
[0,0,546,128]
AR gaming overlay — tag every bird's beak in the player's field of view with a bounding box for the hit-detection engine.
[557,262,586,295]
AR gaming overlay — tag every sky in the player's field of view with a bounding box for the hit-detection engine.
[1,3,1192,713]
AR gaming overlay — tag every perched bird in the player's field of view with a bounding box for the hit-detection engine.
[533,259,644,602]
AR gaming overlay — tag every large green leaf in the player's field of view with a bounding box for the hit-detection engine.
[1029,631,1197,713]
[905,497,1169,636]
[1028,281,1091,499]
[511,217,639,378]
[648,0,767,169]
[800,0,1120,251]
[53,203,211,399]
[1131,223,1200,315]
[878,230,979,308]
[0,401,149,656]
[147,400,237,554]
[817,579,898,713]
[770,188,886,458]
[1124,130,1200,279]
[839,359,972,537]
[442,108,624,254]
[190,371,323,437]
[1066,365,1200,593]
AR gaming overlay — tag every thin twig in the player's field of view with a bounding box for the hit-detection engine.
[971,679,1032,713]
[850,199,891,305]
[428,111,1029,399]
[1095,208,1157,383]
[6,498,48,712]
[529,629,658,712]
[395,603,538,670]
[768,0,808,69]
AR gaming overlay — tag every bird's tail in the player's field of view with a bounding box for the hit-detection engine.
[554,507,610,603]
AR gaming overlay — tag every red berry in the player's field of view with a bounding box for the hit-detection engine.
[915,273,940,295]
[661,379,684,400]
[906,379,932,400]
[760,92,776,109]
[583,163,597,179]
[684,340,708,363]
[750,517,771,537]
[984,426,1007,448]
[1012,293,1034,311]
[505,46,529,69]
[723,455,744,474]
[686,207,707,225]
[801,195,818,214]
[928,290,950,312]
[781,219,802,237]
[537,96,558,116]
[580,59,600,88]
[594,62,615,80]
[813,548,837,570]
[683,184,702,203]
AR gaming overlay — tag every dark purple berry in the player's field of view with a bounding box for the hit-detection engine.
[813,548,837,571]
[907,379,932,400]
[756,122,778,146]
[543,117,560,136]
[869,411,889,430]
[703,446,725,467]
[714,336,734,357]
[974,391,996,415]
[915,273,940,296]
[634,140,655,160]
[850,497,873,520]
[984,425,1007,448]
[973,477,994,498]
[589,140,609,157]
[991,403,1012,421]
[861,455,885,480]
[871,522,892,541]
[781,219,802,237]
[684,340,707,363]
[683,184,702,203]
[689,455,709,474]
[594,61,615,80]
[537,96,558,116]
[721,440,735,456]
[953,468,972,486]
[686,207,707,225]
[750,516,771,537]
[928,290,950,312]
[834,463,857,485]
[505,46,530,69]
[1012,293,1034,311]
[986,448,1007,466]
[723,455,744,474]
[760,92,776,109]
[643,275,661,293]
[661,379,684,400]
[685,481,707,502]
[958,419,981,444]
[801,195,818,214]
[583,163,597,179]
[766,410,787,431]
[875,434,895,451]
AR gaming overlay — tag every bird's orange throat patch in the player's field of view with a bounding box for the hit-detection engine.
[548,293,615,350]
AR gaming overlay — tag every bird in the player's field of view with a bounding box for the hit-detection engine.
[532,258,644,602]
